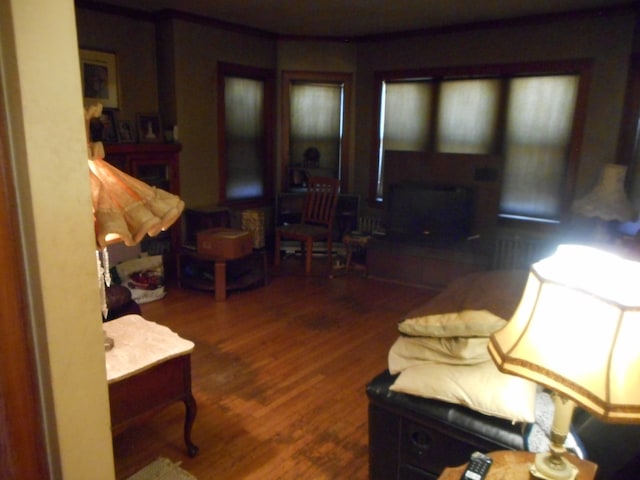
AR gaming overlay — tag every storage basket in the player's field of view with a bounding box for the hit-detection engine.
[241,209,265,249]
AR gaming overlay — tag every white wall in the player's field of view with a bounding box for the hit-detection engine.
[1,0,115,477]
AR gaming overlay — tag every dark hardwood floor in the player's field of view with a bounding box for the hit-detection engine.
[112,255,435,479]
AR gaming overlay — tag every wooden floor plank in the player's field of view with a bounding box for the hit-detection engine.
[112,256,434,479]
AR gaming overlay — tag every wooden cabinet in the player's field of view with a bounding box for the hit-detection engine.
[104,143,182,271]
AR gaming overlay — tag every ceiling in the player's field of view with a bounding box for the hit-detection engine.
[88,0,633,38]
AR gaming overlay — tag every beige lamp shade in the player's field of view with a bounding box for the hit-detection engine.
[572,163,636,222]
[85,103,185,248]
[89,157,185,248]
[489,244,640,423]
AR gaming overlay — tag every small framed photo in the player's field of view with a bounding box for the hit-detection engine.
[80,48,119,109]
[117,120,135,143]
[136,113,162,143]
[99,109,118,143]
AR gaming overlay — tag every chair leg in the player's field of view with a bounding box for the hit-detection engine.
[274,232,281,267]
[305,238,313,274]
[327,236,333,272]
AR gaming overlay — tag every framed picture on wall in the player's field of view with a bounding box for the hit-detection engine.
[117,120,135,143]
[99,109,118,143]
[79,48,119,109]
[136,113,162,143]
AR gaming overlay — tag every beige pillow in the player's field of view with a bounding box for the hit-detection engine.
[388,335,490,374]
[399,309,506,338]
[390,361,537,423]
[398,270,528,338]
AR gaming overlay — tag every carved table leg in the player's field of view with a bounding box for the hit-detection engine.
[183,392,199,457]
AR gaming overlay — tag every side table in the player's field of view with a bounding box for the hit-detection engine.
[104,314,199,457]
[438,450,597,480]
[178,247,267,301]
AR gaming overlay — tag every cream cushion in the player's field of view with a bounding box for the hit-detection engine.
[390,361,537,423]
[398,270,528,337]
[388,335,490,374]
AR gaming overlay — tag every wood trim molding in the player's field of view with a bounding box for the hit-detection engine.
[75,1,637,43]
[616,52,640,166]
[280,70,353,193]
[0,77,50,479]
[355,3,637,42]
[217,62,276,208]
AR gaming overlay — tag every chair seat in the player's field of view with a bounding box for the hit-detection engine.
[277,223,329,240]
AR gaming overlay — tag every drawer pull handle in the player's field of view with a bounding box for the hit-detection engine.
[411,430,431,449]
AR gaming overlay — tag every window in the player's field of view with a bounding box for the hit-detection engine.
[290,81,342,175]
[218,62,275,205]
[282,71,352,192]
[437,78,500,154]
[501,75,579,221]
[373,62,588,223]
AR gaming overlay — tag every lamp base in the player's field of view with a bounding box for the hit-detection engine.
[530,452,578,480]
[104,329,114,351]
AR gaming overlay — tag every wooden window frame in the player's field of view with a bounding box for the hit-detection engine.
[370,60,592,224]
[217,62,276,208]
[281,70,352,193]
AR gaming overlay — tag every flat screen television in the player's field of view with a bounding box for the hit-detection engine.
[385,182,474,244]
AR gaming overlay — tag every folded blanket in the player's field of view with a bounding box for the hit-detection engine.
[388,335,490,374]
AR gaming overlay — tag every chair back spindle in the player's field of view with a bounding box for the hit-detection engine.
[303,177,340,228]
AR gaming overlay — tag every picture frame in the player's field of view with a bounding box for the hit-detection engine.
[99,109,118,143]
[117,120,135,143]
[80,48,120,109]
[136,113,162,143]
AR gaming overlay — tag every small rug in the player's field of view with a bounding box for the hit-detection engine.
[126,457,197,480]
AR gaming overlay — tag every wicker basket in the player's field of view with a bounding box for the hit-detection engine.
[241,209,265,249]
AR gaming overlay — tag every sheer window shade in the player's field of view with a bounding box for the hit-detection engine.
[382,81,432,151]
[501,75,579,220]
[437,79,499,154]
[224,77,265,200]
[290,82,342,171]
[377,81,433,197]
[376,72,580,221]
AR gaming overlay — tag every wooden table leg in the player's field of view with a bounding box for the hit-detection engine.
[183,391,199,457]
[215,260,226,301]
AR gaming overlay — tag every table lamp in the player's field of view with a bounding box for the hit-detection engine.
[85,104,185,348]
[571,163,636,242]
[488,244,640,480]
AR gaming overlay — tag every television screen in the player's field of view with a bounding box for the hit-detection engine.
[385,183,474,244]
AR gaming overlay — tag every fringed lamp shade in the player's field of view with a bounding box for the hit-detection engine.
[85,102,185,249]
[88,158,185,248]
[572,163,636,222]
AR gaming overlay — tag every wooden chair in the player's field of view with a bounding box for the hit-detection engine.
[274,177,340,274]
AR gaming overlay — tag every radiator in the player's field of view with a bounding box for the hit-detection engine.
[492,233,555,270]
[358,215,382,234]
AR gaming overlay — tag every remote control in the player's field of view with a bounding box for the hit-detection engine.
[460,451,492,480]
